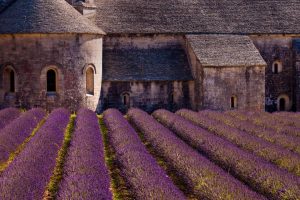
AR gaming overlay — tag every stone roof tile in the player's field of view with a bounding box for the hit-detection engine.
[186,34,267,67]
[95,0,300,34]
[0,0,105,34]
[103,46,193,81]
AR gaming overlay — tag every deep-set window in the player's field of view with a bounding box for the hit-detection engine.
[86,67,94,95]
[47,69,56,92]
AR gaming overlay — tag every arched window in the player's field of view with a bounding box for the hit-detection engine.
[47,69,56,92]
[230,96,237,109]
[272,61,283,74]
[3,67,16,93]
[121,92,130,107]
[86,67,94,95]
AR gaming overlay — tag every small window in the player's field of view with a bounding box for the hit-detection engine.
[10,70,15,92]
[86,67,94,95]
[272,61,282,74]
[121,92,130,107]
[47,69,56,92]
[170,93,174,104]
[3,67,16,93]
[230,96,237,109]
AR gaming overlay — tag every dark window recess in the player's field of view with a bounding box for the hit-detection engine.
[231,96,237,109]
[274,63,278,74]
[47,70,56,92]
[122,93,130,106]
[10,70,15,92]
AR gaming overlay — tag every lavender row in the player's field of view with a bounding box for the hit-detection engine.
[203,110,300,155]
[58,108,112,200]
[0,108,70,200]
[0,108,21,130]
[103,109,184,200]
[128,108,264,200]
[274,112,300,126]
[180,110,300,176]
[227,110,300,137]
[0,108,45,163]
[275,111,300,119]
[153,109,300,200]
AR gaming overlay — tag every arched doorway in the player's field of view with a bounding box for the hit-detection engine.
[279,98,286,111]
[277,94,290,111]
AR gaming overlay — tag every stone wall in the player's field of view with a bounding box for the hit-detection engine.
[99,34,195,113]
[185,38,265,111]
[98,81,193,113]
[293,39,300,111]
[202,66,265,111]
[251,36,296,111]
[0,33,103,111]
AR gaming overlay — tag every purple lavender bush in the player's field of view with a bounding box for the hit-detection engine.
[128,108,265,200]
[227,110,300,137]
[57,108,112,200]
[0,108,20,130]
[0,108,70,200]
[153,109,300,200]
[202,110,300,155]
[0,108,45,163]
[272,111,300,127]
[103,109,185,200]
[177,109,300,176]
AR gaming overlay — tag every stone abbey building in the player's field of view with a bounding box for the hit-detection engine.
[0,0,299,113]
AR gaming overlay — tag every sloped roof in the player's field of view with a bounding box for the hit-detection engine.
[95,0,300,34]
[103,46,193,81]
[0,0,105,34]
[186,34,267,67]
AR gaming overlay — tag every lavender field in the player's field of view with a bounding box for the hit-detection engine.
[0,107,299,200]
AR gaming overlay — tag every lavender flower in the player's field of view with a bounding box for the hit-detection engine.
[227,110,300,137]
[0,108,20,130]
[103,109,185,200]
[0,108,45,163]
[153,109,300,200]
[57,108,112,200]
[0,108,70,200]
[128,108,265,200]
[177,109,300,176]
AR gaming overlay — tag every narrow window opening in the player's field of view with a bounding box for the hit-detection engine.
[230,96,237,109]
[47,69,56,92]
[274,63,278,74]
[86,67,94,95]
[122,93,130,107]
[170,93,174,104]
[272,61,282,74]
[10,70,15,92]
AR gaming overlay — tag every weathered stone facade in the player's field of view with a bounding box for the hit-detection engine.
[251,36,299,112]
[99,35,195,113]
[1,0,299,113]
[99,81,193,113]
[0,34,103,111]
